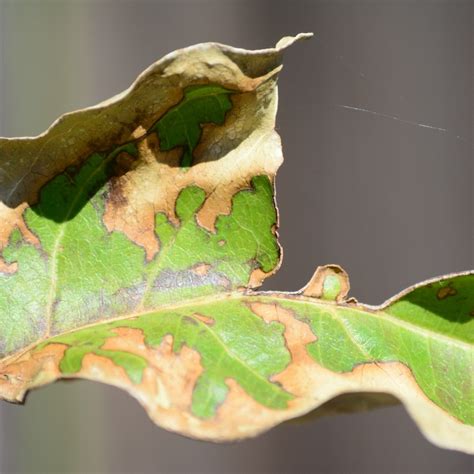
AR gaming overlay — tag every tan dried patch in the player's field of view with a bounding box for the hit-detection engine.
[131,125,148,140]
[102,83,282,272]
[102,137,181,260]
[192,313,215,325]
[0,203,39,271]
[0,344,66,402]
[301,264,350,302]
[250,302,318,397]
[191,263,211,277]
[103,172,160,261]
[248,268,272,289]
[437,285,457,300]
[0,259,17,274]
[203,378,291,439]
[101,326,147,354]
[82,329,205,433]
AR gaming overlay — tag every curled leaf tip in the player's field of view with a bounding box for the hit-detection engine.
[275,32,314,49]
[301,264,350,302]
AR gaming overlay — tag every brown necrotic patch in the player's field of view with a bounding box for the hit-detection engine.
[107,150,140,208]
[249,301,318,397]
[437,285,457,300]
[0,260,16,274]
[0,203,39,273]
[192,313,215,326]
[85,330,205,431]
[0,343,66,402]
[191,263,212,276]
[102,81,281,266]
[248,268,275,289]
[103,136,182,260]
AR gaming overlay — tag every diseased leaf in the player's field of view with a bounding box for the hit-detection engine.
[154,85,233,167]
[0,34,472,454]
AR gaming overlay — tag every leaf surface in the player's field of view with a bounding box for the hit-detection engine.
[0,34,472,453]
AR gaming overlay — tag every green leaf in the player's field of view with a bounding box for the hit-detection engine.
[0,34,472,454]
[153,85,233,167]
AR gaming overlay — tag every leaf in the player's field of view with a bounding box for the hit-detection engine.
[0,34,472,454]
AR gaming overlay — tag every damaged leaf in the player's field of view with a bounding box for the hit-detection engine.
[0,34,472,454]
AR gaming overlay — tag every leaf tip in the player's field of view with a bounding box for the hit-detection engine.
[275,32,314,50]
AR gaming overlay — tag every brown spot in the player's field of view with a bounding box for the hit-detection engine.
[107,177,128,210]
[301,264,350,302]
[106,151,140,212]
[192,313,215,325]
[191,263,211,277]
[131,125,148,140]
[0,260,17,274]
[437,285,457,300]
[217,240,226,246]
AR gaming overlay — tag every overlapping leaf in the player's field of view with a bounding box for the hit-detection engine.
[0,34,472,453]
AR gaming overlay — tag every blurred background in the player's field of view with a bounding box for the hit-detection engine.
[0,0,472,473]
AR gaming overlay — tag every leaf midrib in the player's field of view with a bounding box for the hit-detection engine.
[2,291,471,368]
[275,294,473,350]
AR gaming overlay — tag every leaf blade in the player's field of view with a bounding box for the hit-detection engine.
[1,275,472,451]
[1,33,472,453]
